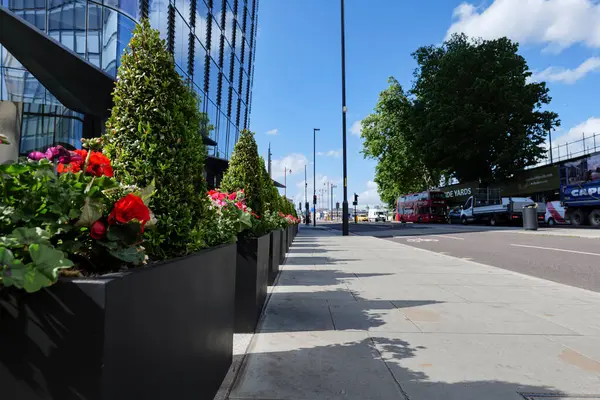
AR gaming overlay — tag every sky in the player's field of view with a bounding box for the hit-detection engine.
[249,0,600,209]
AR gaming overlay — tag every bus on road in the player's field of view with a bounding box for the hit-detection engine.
[396,190,447,223]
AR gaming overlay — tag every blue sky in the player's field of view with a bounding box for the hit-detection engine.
[249,0,600,208]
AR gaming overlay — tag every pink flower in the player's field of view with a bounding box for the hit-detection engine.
[28,151,47,161]
[228,192,237,201]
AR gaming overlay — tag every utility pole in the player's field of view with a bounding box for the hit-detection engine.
[304,165,308,222]
[340,0,349,235]
[331,184,336,218]
[313,128,320,226]
[267,143,272,177]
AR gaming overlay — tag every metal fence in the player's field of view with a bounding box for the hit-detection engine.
[537,132,600,167]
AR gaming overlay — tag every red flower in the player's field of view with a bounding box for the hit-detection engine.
[252,212,260,219]
[57,162,82,174]
[228,192,237,201]
[86,152,114,177]
[235,201,247,211]
[90,220,107,239]
[108,194,151,229]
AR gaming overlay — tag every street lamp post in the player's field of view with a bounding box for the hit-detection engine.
[340,0,349,235]
[331,184,337,218]
[284,167,292,197]
[313,128,320,226]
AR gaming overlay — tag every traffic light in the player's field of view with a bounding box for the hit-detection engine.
[336,202,340,209]
[305,201,309,211]
[299,202,302,211]
[354,193,359,203]
[313,195,317,204]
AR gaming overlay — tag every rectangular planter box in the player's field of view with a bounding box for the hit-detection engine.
[235,234,270,333]
[279,229,286,264]
[268,229,282,285]
[0,243,237,400]
[286,225,293,252]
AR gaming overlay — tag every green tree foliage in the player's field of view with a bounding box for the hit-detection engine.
[220,130,264,216]
[103,19,210,259]
[361,78,440,208]
[410,33,560,183]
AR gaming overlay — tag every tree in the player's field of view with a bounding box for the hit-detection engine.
[220,130,264,217]
[103,19,210,259]
[410,33,560,183]
[361,78,439,208]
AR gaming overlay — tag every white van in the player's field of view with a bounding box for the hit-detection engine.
[368,209,387,222]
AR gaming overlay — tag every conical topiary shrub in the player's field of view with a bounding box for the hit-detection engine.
[103,19,210,259]
[220,130,264,218]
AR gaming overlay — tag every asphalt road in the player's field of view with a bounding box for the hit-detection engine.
[325,222,600,293]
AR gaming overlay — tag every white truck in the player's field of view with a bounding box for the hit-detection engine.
[368,209,387,222]
[460,190,546,226]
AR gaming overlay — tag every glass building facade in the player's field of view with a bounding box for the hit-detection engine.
[0,0,259,159]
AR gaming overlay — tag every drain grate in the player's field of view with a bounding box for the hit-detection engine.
[520,394,600,400]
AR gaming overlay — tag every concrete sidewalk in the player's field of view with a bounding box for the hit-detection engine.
[227,226,600,400]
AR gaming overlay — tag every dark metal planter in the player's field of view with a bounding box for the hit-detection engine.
[0,243,237,400]
[268,230,282,285]
[279,229,286,264]
[286,225,293,252]
[235,234,270,333]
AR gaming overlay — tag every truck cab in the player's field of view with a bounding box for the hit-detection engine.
[560,180,600,226]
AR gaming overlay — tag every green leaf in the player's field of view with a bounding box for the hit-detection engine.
[106,223,142,245]
[0,247,15,265]
[1,260,26,289]
[138,178,155,204]
[75,197,105,227]
[23,264,54,293]
[28,243,73,276]
[10,227,51,245]
[108,246,145,265]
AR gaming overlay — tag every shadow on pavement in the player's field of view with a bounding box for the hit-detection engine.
[233,334,567,400]
[277,269,392,286]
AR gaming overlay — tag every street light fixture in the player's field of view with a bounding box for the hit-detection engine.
[313,128,320,226]
[340,0,349,235]
[283,166,292,197]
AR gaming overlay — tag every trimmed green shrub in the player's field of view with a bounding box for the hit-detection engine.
[103,19,210,259]
[220,130,264,217]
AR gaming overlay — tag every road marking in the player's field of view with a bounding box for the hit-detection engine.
[434,235,465,240]
[406,238,439,243]
[510,244,600,257]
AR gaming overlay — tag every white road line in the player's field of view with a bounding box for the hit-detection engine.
[510,244,600,257]
[434,235,465,240]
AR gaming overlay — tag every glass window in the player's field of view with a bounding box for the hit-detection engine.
[222,40,231,81]
[87,3,102,66]
[148,0,169,41]
[174,12,188,73]
[195,0,209,47]
[193,39,206,89]
[209,13,221,58]
[230,88,238,123]
[217,112,228,158]
[227,121,236,157]
[235,22,243,51]
[104,0,139,20]
[221,76,229,108]
[116,15,135,70]
[208,58,219,103]
[206,99,218,137]
[102,7,118,76]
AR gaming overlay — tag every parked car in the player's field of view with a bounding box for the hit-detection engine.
[447,207,462,224]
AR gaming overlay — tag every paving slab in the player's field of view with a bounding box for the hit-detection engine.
[228,331,406,400]
[371,332,600,399]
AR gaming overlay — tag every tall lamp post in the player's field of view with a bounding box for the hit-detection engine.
[331,183,337,219]
[283,167,292,197]
[340,0,349,235]
[313,128,320,226]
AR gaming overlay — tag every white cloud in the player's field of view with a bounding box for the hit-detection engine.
[446,0,600,52]
[530,57,600,84]
[316,149,342,158]
[350,120,362,136]
[356,180,383,208]
[548,117,600,160]
[271,153,308,179]
[266,128,278,135]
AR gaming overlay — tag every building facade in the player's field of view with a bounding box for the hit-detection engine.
[0,0,259,160]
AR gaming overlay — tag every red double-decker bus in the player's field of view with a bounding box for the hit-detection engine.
[396,190,447,223]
